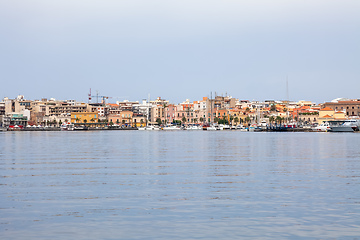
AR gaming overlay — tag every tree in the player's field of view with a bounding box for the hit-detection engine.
[229,115,234,125]
[83,119,87,123]
[199,117,204,123]
[269,116,275,125]
[163,103,168,124]
[140,119,144,126]
[234,117,239,125]
[156,118,162,125]
[109,121,114,126]
[245,116,251,125]
[181,116,187,125]
[75,118,80,123]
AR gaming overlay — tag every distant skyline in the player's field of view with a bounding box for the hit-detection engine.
[1,0,359,104]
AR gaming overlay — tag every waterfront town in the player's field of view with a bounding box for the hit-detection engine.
[1,93,360,131]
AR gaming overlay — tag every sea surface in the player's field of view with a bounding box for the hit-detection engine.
[1,130,360,239]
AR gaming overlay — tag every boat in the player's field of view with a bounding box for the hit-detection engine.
[236,125,247,131]
[60,123,74,131]
[312,122,331,132]
[74,126,88,131]
[142,125,160,131]
[206,124,218,131]
[185,125,202,130]
[163,125,182,130]
[219,124,231,130]
[328,119,360,132]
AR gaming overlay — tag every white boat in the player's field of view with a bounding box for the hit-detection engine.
[312,122,331,132]
[236,125,247,131]
[206,124,218,131]
[328,119,360,132]
[185,125,202,130]
[163,125,182,130]
[219,124,231,130]
[60,123,74,131]
[144,125,160,131]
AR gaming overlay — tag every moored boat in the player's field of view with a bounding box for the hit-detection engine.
[60,123,74,131]
[328,119,360,132]
[312,122,331,132]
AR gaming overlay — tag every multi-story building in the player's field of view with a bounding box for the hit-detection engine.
[71,112,98,124]
[322,100,360,117]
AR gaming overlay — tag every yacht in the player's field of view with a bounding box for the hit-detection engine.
[60,123,74,131]
[185,125,202,130]
[312,122,331,132]
[163,125,182,130]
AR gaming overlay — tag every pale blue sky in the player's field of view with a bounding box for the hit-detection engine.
[1,0,359,104]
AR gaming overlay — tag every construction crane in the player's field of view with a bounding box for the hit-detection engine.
[88,89,111,104]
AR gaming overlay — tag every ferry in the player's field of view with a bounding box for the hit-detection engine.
[328,119,360,132]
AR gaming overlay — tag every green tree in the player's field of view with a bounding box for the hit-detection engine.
[156,118,162,125]
[83,119,87,123]
[234,117,239,125]
[245,116,251,125]
[181,116,187,125]
[199,117,204,123]
[229,115,234,125]
[269,116,275,125]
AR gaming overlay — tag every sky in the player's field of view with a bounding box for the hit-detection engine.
[1,0,359,104]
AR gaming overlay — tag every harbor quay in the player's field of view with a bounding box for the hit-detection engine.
[1,95,360,132]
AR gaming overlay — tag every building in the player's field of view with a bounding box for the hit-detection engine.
[71,112,98,124]
[322,100,360,117]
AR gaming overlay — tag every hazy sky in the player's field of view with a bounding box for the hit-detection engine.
[1,0,359,104]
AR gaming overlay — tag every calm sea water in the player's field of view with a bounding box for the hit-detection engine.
[1,131,360,240]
